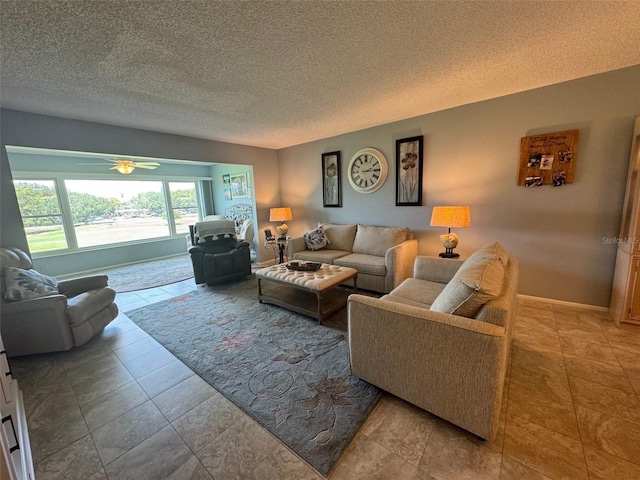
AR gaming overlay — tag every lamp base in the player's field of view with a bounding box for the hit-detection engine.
[276,223,289,237]
[439,248,460,259]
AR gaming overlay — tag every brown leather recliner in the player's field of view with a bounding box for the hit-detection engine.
[0,247,119,357]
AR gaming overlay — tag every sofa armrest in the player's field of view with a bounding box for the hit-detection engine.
[287,236,307,258]
[348,294,508,440]
[413,255,464,283]
[1,294,74,356]
[1,293,68,315]
[59,275,109,298]
[384,238,418,291]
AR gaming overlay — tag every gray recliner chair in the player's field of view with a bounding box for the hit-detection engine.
[0,247,119,357]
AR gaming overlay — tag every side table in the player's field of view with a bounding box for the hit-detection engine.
[265,237,289,264]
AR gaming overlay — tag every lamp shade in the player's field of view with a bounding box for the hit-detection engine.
[430,206,471,228]
[269,207,293,222]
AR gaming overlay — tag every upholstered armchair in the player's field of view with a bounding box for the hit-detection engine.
[188,219,251,285]
[0,247,119,357]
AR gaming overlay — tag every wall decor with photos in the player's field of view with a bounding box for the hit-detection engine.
[518,129,579,187]
[322,151,342,207]
[230,172,249,198]
[396,135,424,206]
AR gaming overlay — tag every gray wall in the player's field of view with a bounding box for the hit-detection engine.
[0,109,280,272]
[277,66,640,307]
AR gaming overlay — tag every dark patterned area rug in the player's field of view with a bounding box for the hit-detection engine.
[126,276,381,476]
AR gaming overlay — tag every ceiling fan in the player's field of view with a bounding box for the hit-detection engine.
[80,158,160,175]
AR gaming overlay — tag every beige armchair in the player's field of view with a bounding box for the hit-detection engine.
[0,247,119,357]
[348,245,518,440]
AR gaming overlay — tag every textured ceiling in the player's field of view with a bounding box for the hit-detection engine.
[2,1,640,149]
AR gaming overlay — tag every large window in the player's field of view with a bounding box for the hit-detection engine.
[14,180,68,252]
[14,178,202,254]
[169,182,198,234]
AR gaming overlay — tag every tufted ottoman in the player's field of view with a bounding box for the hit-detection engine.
[256,263,358,324]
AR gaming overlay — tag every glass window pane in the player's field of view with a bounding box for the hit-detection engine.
[65,180,169,247]
[14,180,68,253]
[169,182,198,234]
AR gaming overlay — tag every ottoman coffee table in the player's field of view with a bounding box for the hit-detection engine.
[256,263,358,324]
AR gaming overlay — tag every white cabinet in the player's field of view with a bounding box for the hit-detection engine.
[610,116,640,326]
[0,333,35,480]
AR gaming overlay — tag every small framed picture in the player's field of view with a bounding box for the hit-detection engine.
[230,173,249,198]
[222,173,231,185]
[322,151,342,207]
[224,188,232,200]
[395,136,424,206]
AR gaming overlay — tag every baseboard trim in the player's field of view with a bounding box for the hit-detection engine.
[517,294,609,313]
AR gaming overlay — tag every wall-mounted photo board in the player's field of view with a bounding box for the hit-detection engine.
[518,129,579,187]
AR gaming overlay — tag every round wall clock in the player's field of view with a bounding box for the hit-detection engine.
[347,148,388,194]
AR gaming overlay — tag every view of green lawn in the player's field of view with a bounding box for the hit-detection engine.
[26,216,198,253]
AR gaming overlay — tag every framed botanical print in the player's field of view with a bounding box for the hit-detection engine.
[322,151,342,207]
[395,136,424,206]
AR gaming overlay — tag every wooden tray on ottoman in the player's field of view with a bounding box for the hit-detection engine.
[255,263,358,324]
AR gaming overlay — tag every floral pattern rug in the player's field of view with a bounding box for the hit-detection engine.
[126,276,381,476]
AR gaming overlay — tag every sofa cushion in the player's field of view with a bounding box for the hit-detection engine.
[352,225,408,257]
[303,225,330,251]
[3,267,59,302]
[334,253,386,276]
[388,278,446,307]
[430,254,505,318]
[293,249,350,264]
[319,223,357,251]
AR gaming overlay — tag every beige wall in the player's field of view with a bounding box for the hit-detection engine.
[277,66,640,306]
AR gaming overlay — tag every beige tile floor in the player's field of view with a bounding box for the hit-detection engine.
[8,281,640,480]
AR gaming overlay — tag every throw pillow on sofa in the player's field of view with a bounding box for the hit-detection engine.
[4,266,59,302]
[303,225,330,251]
[430,253,505,318]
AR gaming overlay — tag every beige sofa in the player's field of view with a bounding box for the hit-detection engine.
[348,242,518,440]
[287,223,418,293]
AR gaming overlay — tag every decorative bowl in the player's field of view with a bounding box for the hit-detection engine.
[286,261,322,272]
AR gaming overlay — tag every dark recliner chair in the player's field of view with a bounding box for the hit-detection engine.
[188,219,251,286]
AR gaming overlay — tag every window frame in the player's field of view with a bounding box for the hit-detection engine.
[13,172,207,257]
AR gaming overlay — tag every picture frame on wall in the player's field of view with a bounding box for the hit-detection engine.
[395,135,424,206]
[230,172,249,198]
[321,151,342,207]
[224,188,232,201]
[222,173,231,185]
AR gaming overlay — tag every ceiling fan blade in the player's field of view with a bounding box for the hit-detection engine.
[134,164,159,169]
[134,162,160,167]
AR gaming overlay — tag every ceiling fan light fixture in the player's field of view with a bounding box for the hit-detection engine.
[114,161,135,174]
